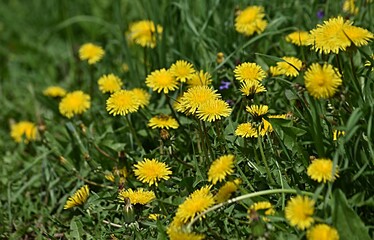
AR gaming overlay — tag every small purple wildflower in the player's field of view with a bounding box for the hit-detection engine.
[226,99,235,106]
[317,9,324,19]
[219,80,231,90]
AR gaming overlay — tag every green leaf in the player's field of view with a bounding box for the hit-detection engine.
[69,217,84,240]
[332,189,371,240]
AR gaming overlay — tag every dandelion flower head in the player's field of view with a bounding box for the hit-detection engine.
[240,80,266,96]
[285,31,311,46]
[10,121,38,143]
[59,91,91,119]
[170,60,195,83]
[248,201,275,221]
[180,86,220,114]
[43,86,66,97]
[118,188,155,205]
[127,20,163,48]
[307,224,339,240]
[79,43,105,64]
[246,105,269,118]
[234,62,266,82]
[285,195,315,230]
[98,74,123,94]
[304,63,342,99]
[106,90,140,116]
[235,122,258,138]
[130,88,151,108]
[175,186,215,223]
[235,6,268,36]
[208,154,235,184]
[273,57,302,77]
[214,179,241,203]
[134,158,172,186]
[64,185,89,209]
[307,158,339,183]
[146,68,179,94]
[148,115,179,129]
[343,0,359,15]
[196,98,232,122]
[187,70,212,87]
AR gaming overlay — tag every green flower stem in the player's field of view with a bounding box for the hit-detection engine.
[125,115,144,151]
[258,134,275,185]
[202,120,215,161]
[349,55,364,101]
[309,97,325,157]
[186,188,317,231]
[197,120,209,165]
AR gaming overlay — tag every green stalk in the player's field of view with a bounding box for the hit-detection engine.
[125,115,144,151]
[187,188,318,231]
[309,97,325,157]
[202,120,214,161]
[197,120,209,164]
[258,134,275,185]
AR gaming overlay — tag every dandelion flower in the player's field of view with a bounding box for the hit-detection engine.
[64,185,89,209]
[269,66,284,77]
[304,63,342,99]
[309,16,373,54]
[146,68,179,94]
[167,226,205,240]
[170,60,195,83]
[333,130,345,141]
[106,90,140,116]
[10,121,37,143]
[216,52,225,64]
[79,43,105,64]
[118,188,155,205]
[285,195,315,230]
[246,105,269,118]
[98,74,123,93]
[208,155,235,184]
[248,201,275,221]
[307,224,339,240]
[148,115,179,129]
[174,95,187,113]
[130,88,151,108]
[134,158,172,186]
[343,0,359,15]
[286,31,311,46]
[307,158,339,183]
[43,86,66,97]
[196,99,231,122]
[127,20,163,48]
[148,213,163,220]
[235,122,258,138]
[215,179,241,203]
[105,166,127,183]
[240,80,266,96]
[180,86,220,114]
[269,114,288,119]
[187,70,212,87]
[260,118,273,136]
[235,6,268,36]
[274,57,302,77]
[234,62,266,82]
[175,186,215,223]
[59,91,91,118]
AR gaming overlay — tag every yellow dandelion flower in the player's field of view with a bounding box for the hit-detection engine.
[274,57,302,77]
[180,86,220,114]
[216,52,225,64]
[208,155,235,184]
[130,88,150,108]
[105,166,127,183]
[64,185,89,209]
[187,70,212,87]
[269,114,288,119]
[304,63,342,99]
[285,195,315,230]
[269,66,284,77]
[260,118,273,136]
[285,31,311,46]
[175,186,215,223]
[309,16,373,54]
[246,105,269,118]
[214,179,241,203]
[59,91,91,119]
[127,20,163,48]
[343,0,359,15]
[174,95,187,113]
[10,121,37,143]
[333,130,345,141]
[146,68,179,94]
[307,224,339,240]
[196,99,231,122]
[97,74,123,94]
[235,122,258,138]
[134,158,172,186]
[248,201,275,221]
[167,227,205,240]
[148,115,179,129]
[106,90,140,116]
[234,62,266,82]
[148,213,164,220]
[170,60,195,83]
[79,43,105,64]
[235,6,268,36]
[118,188,155,205]
[43,86,66,97]
[307,158,339,183]
[240,80,266,96]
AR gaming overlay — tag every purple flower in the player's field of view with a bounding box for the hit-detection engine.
[219,80,231,90]
[226,99,235,106]
[317,9,324,19]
